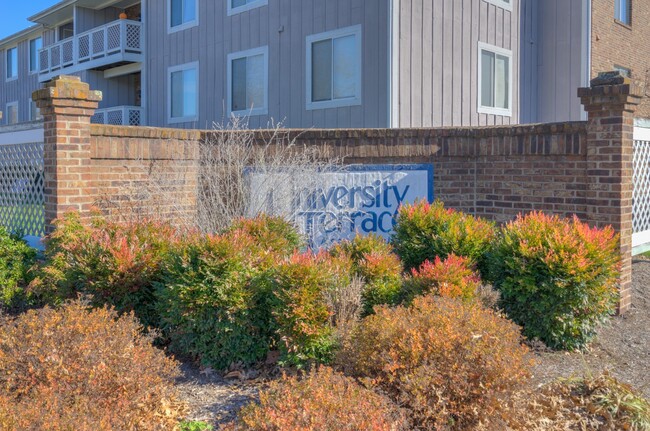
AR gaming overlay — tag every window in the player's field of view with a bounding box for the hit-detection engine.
[478,42,512,116]
[6,102,18,125]
[58,22,74,41]
[615,0,631,25]
[6,47,17,81]
[306,25,362,110]
[228,0,268,16]
[227,46,268,116]
[482,0,512,11]
[168,62,198,123]
[29,99,42,121]
[29,37,42,74]
[169,0,198,32]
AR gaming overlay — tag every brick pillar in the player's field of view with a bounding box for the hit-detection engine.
[579,71,641,313]
[32,75,102,233]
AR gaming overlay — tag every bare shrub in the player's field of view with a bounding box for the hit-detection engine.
[198,117,341,233]
[324,275,365,339]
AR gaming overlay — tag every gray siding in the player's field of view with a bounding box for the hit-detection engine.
[394,0,520,127]
[520,0,588,123]
[75,6,121,34]
[144,0,390,129]
[82,71,138,109]
[0,34,44,125]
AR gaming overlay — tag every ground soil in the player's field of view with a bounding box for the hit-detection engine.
[175,260,650,427]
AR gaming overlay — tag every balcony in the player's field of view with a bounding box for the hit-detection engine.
[38,20,143,82]
[91,106,143,126]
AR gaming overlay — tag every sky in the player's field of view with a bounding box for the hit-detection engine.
[0,1,58,40]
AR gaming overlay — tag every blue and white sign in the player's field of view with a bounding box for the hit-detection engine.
[248,164,433,248]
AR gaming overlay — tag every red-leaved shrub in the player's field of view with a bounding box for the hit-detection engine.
[340,296,532,429]
[222,367,406,431]
[401,254,481,304]
[0,301,185,430]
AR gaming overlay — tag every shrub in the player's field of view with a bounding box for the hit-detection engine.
[0,226,36,311]
[330,234,403,315]
[391,200,496,276]
[0,301,184,430]
[226,215,303,262]
[271,252,352,366]
[30,212,182,327]
[502,373,650,431]
[340,296,531,429]
[223,367,407,431]
[401,254,481,304]
[157,232,272,369]
[490,212,620,350]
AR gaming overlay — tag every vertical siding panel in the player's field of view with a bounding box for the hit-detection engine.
[461,0,471,126]
[373,0,388,127]
[420,0,433,127]
[478,0,488,126]
[399,0,411,126]
[301,0,314,127]
[411,0,423,126]
[441,0,453,126]
[432,0,443,126]
[451,0,462,125]
[336,0,351,128]
[470,0,479,125]
[290,0,304,127]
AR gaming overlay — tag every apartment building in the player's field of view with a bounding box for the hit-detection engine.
[0,0,644,129]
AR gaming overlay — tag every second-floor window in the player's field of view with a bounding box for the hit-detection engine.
[306,25,362,110]
[169,0,198,32]
[478,42,512,117]
[6,102,18,125]
[615,0,631,25]
[228,0,268,16]
[30,99,42,121]
[228,47,268,116]
[29,37,42,74]
[168,62,198,123]
[6,47,18,81]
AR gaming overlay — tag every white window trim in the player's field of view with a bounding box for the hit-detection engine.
[167,0,199,34]
[227,0,268,16]
[227,46,269,117]
[482,0,513,11]
[306,25,363,111]
[6,101,18,125]
[167,61,199,124]
[5,46,18,82]
[28,37,42,75]
[477,41,513,117]
[28,98,42,122]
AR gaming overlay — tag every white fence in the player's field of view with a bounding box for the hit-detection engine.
[632,126,650,255]
[0,124,45,247]
[91,106,143,126]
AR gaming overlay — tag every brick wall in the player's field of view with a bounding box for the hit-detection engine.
[591,0,650,118]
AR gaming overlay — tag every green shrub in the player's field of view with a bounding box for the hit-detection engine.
[490,212,620,350]
[30,212,182,327]
[0,227,36,311]
[227,215,303,258]
[340,296,531,430]
[330,234,403,315]
[179,420,213,431]
[0,300,185,430]
[271,251,353,366]
[223,367,407,431]
[391,200,496,276]
[401,254,481,305]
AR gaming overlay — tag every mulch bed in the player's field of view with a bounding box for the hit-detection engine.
[176,259,650,427]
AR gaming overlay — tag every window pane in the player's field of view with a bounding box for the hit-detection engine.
[480,50,494,108]
[183,68,197,117]
[333,35,356,99]
[312,39,332,102]
[246,54,265,110]
[30,38,42,72]
[232,57,247,111]
[232,0,247,8]
[7,48,17,79]
[495,54,509,109]
[171,70,184,117]
[8,105,17,125]
[171,0,182,26]
[184,0,196,23]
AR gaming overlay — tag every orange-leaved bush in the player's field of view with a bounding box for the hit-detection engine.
[401,254,481,304]
[490,211,620,350]
[222,367,407,431]
[340,296,532,430]
[0,301,184,430]
[330,234,403,315]
[391,200,496,277]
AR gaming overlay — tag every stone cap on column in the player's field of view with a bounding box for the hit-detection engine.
[578,71,642,111]
[32,75,103,117]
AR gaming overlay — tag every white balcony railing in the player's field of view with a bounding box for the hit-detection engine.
[91,106,143,126]
[38,20,143,81]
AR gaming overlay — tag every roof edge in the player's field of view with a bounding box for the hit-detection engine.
[0,24,44,48]
[28,0,76,24]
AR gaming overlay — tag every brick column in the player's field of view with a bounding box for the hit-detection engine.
[579,71,641,313]
[32,75,102,233]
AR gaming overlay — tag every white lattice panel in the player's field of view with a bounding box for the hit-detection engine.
[0,142,45,237]
[51,46,61,67]
[92,31,104,55]
[39,50,49,72]
[128,109,141,126]
[91,112,106,124]
[126,23,141,50]
[107,24,121,51]
[633,140,650,235]
[107,111,123,125]
[79,35,90,60]
[62,40,74,64]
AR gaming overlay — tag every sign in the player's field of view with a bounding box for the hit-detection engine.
[247,164,433,248]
